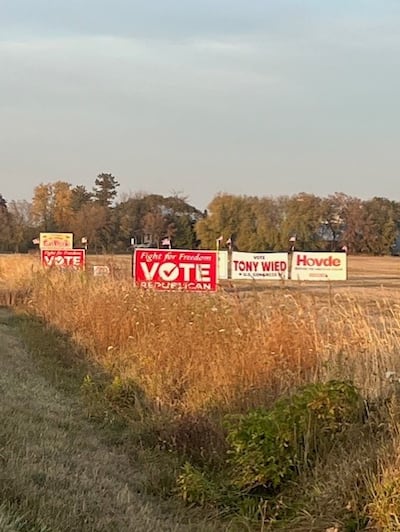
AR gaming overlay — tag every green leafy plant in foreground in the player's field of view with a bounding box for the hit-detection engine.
[226,380,364,493]
[178,380,365,515]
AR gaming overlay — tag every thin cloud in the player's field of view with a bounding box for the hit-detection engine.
[188,37,259,55]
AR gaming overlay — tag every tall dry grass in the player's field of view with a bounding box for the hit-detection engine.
[20,274,314,412]
[0,254,39,304]
[3,257,399,417]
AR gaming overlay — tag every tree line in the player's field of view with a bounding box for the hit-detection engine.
[1,174,400,255]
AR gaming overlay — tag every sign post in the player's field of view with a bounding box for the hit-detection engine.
[130,237,136,279]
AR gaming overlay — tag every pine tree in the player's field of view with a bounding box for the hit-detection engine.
[93,173,120,207]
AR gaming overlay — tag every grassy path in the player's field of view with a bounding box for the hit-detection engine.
[0,308,221,532]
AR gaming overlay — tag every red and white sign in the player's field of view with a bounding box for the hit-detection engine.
[291,252,347,281]
[41,249,86,270]
[134,249,218,292]
[231,252,289,280]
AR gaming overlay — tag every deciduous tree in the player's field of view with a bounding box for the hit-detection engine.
[31,183,54,230]
[8,200,34,252]
[0,194,11,251]
[52,181,74,230]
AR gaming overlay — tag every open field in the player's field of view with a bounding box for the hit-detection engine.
[2,252,400,287]
[86,253,400,281]
[85,253,400,300]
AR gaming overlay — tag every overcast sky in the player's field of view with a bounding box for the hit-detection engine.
[1,0,400,210]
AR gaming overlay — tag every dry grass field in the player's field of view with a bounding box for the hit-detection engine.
[2,252,400,529]
[1,252,400,404]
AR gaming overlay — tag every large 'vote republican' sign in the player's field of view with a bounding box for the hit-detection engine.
[134,249,218,292]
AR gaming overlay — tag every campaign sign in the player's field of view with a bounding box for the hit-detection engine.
[218,251,229,280]
[134,248,218,292]
[93,265,111,277]
[291,252,347,281]
[231,252,289,280]
[41,249,86,270]
[40,232,73,250]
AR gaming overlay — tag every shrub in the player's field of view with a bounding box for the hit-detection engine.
[224,380,364,493]
[177,463,222,507]
[176,380,365,515]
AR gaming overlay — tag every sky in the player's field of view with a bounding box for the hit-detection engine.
[1,0,400,210]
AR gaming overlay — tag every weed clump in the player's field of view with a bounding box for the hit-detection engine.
[226,380,364,492]
[178,380,365,518]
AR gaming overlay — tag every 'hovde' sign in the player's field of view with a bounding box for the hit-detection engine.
[291,252,347,281]
[231,252,289,280]
[134,249,218,292]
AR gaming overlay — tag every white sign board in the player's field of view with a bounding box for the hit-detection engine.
[218,251,228,280]
[93,265,111,277]
[290,252,347,281]
[231,252,289,280]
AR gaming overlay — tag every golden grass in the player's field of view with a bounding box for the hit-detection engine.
[4,253,400,528]
[2,253,400,414]
[0,253,40,286]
